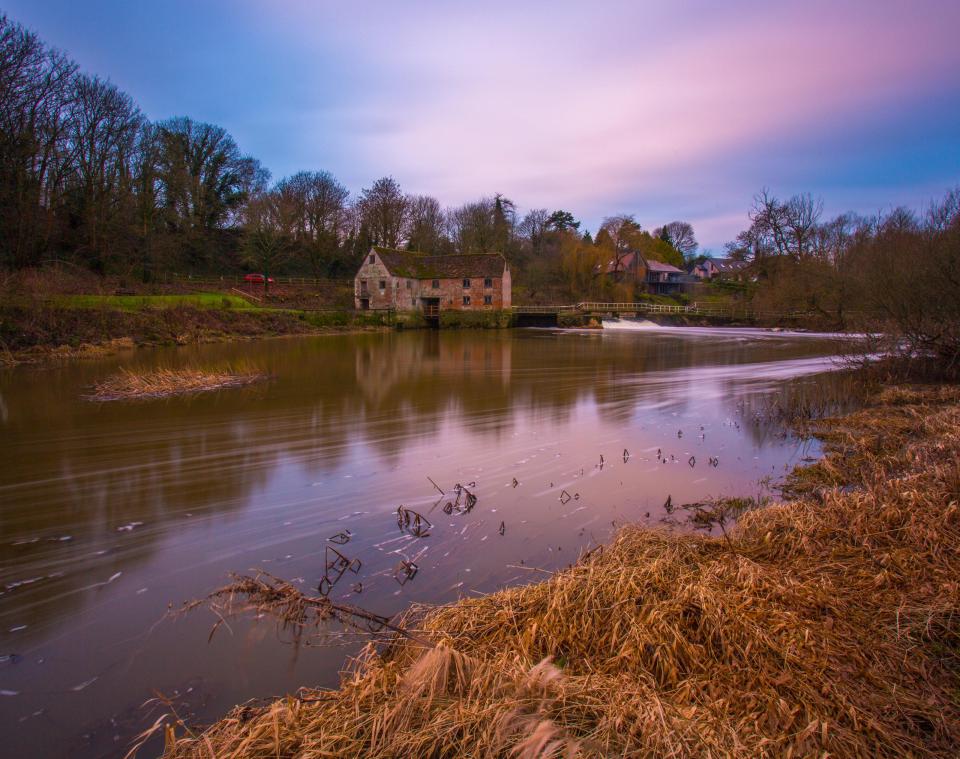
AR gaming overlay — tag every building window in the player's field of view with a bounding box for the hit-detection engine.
[484,277,492,288]
[432,279,440,289]
[406,280,412,289]
[463,295,471,305]
[484,295,492,305]
[368,254,375,264]
[360,280,368,294]
[462,278,471,288]
[379,280,386,290]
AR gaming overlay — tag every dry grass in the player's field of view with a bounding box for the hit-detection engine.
[87,367,265,401]
[158,385,960,758]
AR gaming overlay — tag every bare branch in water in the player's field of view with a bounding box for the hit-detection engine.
[176,570,427,647]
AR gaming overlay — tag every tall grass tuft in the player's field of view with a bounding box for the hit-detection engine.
[87,366,264,401]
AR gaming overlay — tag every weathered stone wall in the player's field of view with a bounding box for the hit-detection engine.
[354,251,511,312]
[353,256,396,310]
[422,276,508,311]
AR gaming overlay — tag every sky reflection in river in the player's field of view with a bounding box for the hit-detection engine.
[1,326,847,757]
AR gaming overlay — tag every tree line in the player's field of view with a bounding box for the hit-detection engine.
[0,14,696,294]
[725,187,960,368]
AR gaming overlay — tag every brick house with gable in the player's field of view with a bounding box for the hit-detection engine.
[354,247,511,314]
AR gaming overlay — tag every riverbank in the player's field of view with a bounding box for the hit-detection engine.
[158,383,960,758]
[0,302,396,365]
[0,299,536,365]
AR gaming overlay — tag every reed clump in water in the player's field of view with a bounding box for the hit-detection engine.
[158,385,960,758]
[88,367,264,401]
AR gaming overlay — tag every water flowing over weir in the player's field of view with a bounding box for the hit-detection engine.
[0,327,852,757]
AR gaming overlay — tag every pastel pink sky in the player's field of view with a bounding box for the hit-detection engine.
[7,0,960,249]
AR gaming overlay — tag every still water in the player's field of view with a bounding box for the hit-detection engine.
[1,326,847,757]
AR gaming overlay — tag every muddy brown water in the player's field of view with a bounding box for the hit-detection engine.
[1,325,853,757]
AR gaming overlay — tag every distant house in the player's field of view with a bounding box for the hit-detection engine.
[688,259,721,280]
[687,257,748,282]
[713,258,748,281]
[354,247,511,313]
[599,251,686,295]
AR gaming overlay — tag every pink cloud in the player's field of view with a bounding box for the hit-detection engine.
[251,1,960,241]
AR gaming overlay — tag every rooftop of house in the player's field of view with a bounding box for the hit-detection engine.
[369,247,508,279]
[644,259,685,274]
[713,258,747,272]
[602,251,641,274]
[600,251,684,275]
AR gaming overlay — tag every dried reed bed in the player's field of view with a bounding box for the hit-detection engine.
[88,367,264,401]
[160,386,960,758]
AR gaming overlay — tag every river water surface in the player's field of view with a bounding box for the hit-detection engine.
[1,326,849,757]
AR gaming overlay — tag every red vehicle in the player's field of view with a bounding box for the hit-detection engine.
[243,273,275,284]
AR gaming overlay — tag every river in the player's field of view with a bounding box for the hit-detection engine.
[1,325,851,757]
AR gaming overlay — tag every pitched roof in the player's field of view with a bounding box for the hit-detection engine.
[602,251,640,274]
[644,259,684,273]
[372,247,508,279]
[688,259,720,274]
[713,258,747,272]
[599,252,684,275]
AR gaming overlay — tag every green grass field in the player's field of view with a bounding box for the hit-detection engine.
[53,293,260,310]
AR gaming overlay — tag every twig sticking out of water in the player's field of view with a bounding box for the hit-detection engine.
[443,484,478,515]
[394,560,419,586]
[319,546,362,596]
[397,506,433,537]
[176,571,417,646]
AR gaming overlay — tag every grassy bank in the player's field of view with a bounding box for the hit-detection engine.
[52,292,259,310]
[0,303,395,364]
[158,385,960,758]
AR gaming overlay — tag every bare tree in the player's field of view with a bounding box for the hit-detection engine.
[450,197,498,253]
[357,176,408,249]
[243,189,293,291]
[275,170,349,276]
[597,214,644,270]
[784,193,823,259]
[66,74,142,270]
[157,116,266,267]
[0,15,77,267]
[519,208,550,256]
[654,221,698,258]
[406,194,448,253]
